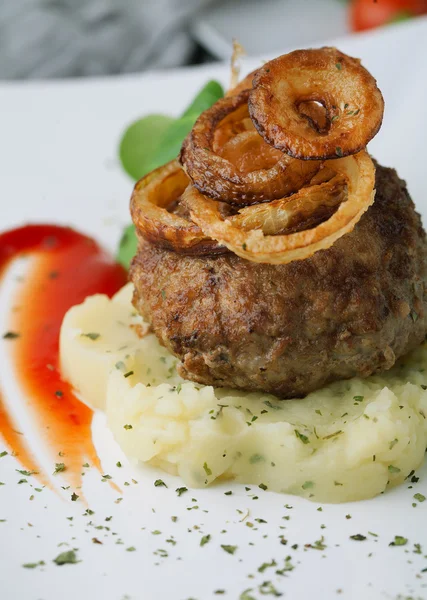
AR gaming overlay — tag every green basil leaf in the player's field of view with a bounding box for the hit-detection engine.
[119,114,174,181]
[143,114,196,174]
[117,224,138,270]
[181,80,224,118]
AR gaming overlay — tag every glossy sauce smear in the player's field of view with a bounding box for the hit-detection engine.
[0,225,127,490]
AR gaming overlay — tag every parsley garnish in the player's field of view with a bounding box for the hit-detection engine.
[410,309,419,322]
[414,493,426,503]
[258,559,277,573]
[123,370,134,378]
[176,487,188,497]
[302,481,314,490]
[335,146,343,157]
[388,465,401,474]
[203,462,212,476]
[350,534,366,541]
[0,451,8,458]
[53,550,78,565]
[259,483,268,491]
[123,424,133,430]
[389,535,407,546]
[200,534,211,547]
[71,492,79,501]
[294,430,309,444]
[80,332,100,341]
[249,454,265,464]
[154,479,167,488]
[221,545,237,555]
[16,469,38,476]
[2,331,20,340]
[23,561,45,569]
[53,463,66,475]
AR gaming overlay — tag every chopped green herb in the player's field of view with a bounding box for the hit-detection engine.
[335,62,342,70]
[249,453,265,464]
[200,534,211,547]
[353,395,364,402]
[126,547,136,552]
[16,469,38,477]
[259,483,268,491]
[0,451,8,458]
[3,331,20,340]
[123,370,134,378]
[221,545,237,555]
[53,550,78,565]
[350,534,367,541]
[116,461,122,468]
[53,463,66,475]
[54,390,63,398]
[240,590,256,600]
[389,535,408,546]
[294,430,309,444]
[389,438,398,450]
[176,487,188,497]
[263,400,282,410]
[414,493,426,503]
[388,465,401,474]
[23,561,45,569]
[123,424,133,430]
[203,462,212,476]
[258,559,277,573]
[336,146,343,157]
[322,430,343,440]
[410,309,419,322]
[71,492,79,502]
[154,479,167,488]
[302,481,314,490]
[80,332,100,341]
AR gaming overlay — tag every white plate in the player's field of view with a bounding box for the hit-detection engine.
[1,19,427,600]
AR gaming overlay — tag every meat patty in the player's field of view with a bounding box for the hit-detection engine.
[130,164,427,399]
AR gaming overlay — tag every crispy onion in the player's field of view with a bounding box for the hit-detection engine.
[249,47,384,160]
[183,151,375,264]
[130,160,226,255]
[180,90,320,204]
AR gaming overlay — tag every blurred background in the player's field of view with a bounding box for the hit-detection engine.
[1,0,426,79]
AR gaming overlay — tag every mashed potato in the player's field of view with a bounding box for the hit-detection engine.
[60,283,427,503]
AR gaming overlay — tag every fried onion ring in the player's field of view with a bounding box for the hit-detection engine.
[249,48,384,160]
[183,151,375,264]
[180,90,320,204]
[130,160,226,256]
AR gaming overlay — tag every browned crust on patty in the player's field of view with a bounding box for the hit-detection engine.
[130,163,427,399]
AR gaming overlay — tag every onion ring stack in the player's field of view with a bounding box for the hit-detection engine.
[131,47,384,265]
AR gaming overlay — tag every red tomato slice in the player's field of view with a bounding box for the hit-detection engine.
[350,0,427,32]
